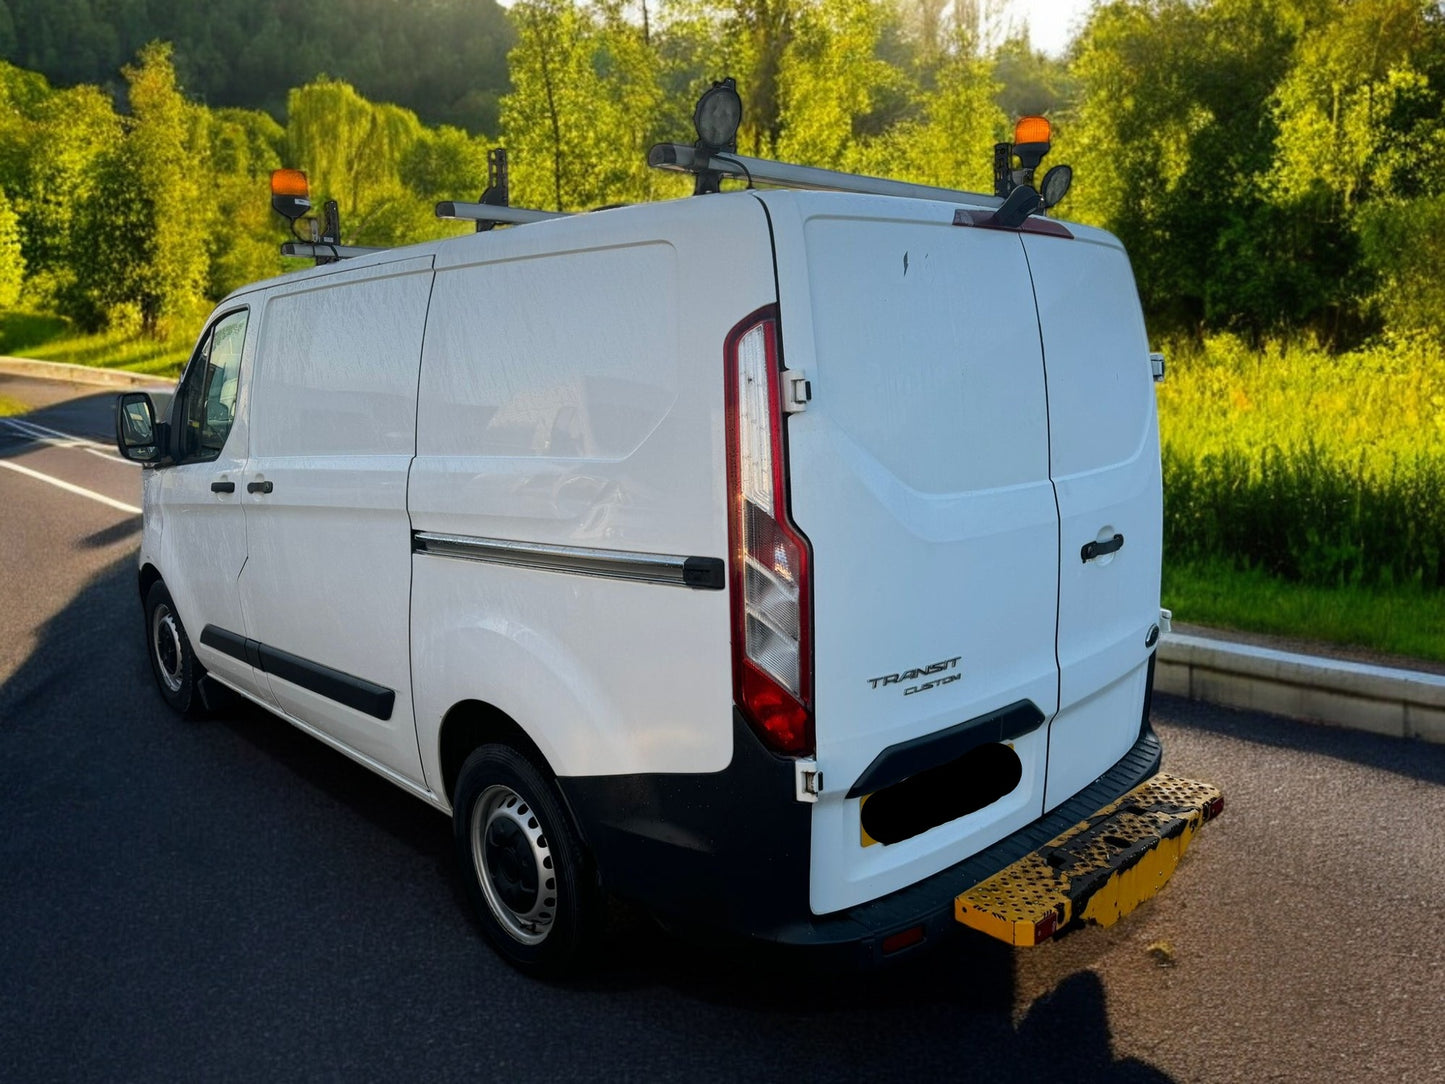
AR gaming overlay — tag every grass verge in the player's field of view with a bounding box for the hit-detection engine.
[0,311,189,377]
[1163,558,1445,664]
[0,393,29,416]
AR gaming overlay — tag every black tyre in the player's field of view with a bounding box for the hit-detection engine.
[144,580,204,715]
[453,744,598,976]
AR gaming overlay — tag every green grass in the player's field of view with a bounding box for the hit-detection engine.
[1158,334,1445,593]
[0,393,29,416]
[0,311,189,377]
[1163,558,1445,664]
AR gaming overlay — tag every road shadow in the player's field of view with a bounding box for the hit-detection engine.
[0,387,136,449]
[0,552,1176,1083]
[1155,691,1445,785]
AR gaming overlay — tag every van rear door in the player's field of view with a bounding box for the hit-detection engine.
[1024,230,1162,811]
[763,193,1060,915]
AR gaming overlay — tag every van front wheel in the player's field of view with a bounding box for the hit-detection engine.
[453,744,597,976]
[144,580,203,715]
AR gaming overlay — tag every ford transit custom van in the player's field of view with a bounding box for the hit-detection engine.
[115,114,1221,975]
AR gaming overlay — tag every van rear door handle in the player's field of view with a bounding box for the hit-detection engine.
[247,480,273,494]
[210,480,235,494]
[1081,533,1124,562]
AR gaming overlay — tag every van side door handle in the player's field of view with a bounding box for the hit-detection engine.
[1081,533,1124,562]
[210,480,235,494]
[247,480,273,494]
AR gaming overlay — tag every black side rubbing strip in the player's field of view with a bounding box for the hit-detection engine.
[258,643,395,720]
[200,624,248,662]
[199,625,395,721]
[847,699,1044,798]
[681,556,725,590]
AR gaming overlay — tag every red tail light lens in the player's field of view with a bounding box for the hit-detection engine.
[724,307,813,755]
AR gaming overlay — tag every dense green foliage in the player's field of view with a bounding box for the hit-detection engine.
[0,0,514,134]
[1158,334,1445,592]
[1162,559,1445,663]
[4,0,1443,345]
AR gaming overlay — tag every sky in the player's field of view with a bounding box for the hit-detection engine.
[486,0,1099,59]
[1009,0,1095,57]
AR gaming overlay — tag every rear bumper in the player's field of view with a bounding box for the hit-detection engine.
[558,711,1165,968]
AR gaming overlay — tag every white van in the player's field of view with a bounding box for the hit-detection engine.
[115,128,1220,974]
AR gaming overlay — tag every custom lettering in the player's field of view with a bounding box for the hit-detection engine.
[904,672,962,696]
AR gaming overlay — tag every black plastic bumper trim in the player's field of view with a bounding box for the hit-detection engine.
[199,624,395,721]
[846,699,1045,798]
[558,710,1162,964]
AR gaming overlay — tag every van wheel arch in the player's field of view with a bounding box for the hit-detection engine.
[438,700,556,808]
[138,563,163,603]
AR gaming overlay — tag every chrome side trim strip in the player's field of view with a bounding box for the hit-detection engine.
[412,532,726,591]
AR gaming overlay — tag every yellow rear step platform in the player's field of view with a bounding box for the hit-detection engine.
[955,773,1223,946]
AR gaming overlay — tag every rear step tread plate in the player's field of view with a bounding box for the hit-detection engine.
[955,773,1223,946]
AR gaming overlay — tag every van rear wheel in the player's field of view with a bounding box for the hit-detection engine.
[453,744,598,976]
[144,580,203,715]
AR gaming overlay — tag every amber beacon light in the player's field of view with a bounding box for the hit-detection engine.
[270,168,311,221]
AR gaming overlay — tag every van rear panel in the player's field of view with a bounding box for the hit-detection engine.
[764,194,1161,915]
[763,194,1063,914]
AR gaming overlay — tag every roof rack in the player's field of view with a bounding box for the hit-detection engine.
[269,83,1060,270]
[648,143,1004,210]
[281,241,387,260]
[435,202,571,227]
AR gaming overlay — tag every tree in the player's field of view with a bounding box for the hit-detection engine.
[776,0,911,172]
[1065,0,1309,336]
[0,186,23,307]
[285,78,458,246]
[73,42,207,335]
[502,0,628,211]
[204,107,285,299]
[879,23,1004,193]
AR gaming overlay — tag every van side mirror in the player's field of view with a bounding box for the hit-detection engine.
[115,392,165,464]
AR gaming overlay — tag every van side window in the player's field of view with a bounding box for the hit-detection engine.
[176,309,249,463]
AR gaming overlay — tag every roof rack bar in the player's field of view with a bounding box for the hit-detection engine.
[281,241,386,260]
[648,143,1004,210]
[436,201,572,225]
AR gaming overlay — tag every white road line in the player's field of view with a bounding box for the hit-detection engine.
[3,419,99,448]
[4,416,110,447]
[0,418,133,464]
[0,458,141,515]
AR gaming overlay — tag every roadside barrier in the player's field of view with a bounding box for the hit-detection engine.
[0,356,170,389]
[1157,633,1445,744]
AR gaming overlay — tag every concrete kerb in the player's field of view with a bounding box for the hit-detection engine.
[0,356,171,390]
[1156,632,1445,744]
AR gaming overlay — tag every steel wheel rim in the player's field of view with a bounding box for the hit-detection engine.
[151,603,184,693]
[471,784,557,946]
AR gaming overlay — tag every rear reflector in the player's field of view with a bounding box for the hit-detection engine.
[725,307,813,755]
[881,925,926,955]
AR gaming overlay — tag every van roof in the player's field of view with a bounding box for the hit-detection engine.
[221,189,1117,307]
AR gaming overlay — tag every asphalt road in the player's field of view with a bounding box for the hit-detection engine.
[2,374,1442,1083]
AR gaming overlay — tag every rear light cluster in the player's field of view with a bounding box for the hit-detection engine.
[724,307,814,755]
